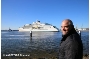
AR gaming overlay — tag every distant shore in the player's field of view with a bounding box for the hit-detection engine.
[1,30,89,32]
[76,30,89,32]
[1,30,19,31]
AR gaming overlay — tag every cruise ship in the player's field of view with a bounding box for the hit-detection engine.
[18,20,59,32]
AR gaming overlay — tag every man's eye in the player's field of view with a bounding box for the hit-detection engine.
[65,26,69,27]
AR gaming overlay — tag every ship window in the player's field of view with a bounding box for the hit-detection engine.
[53,26,55,28]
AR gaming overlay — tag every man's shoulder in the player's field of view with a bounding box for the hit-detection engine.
[67,33,80,41]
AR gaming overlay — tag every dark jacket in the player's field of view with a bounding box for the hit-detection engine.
[59,28,83,59]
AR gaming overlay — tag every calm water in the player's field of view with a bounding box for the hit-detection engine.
[1,31,89,59]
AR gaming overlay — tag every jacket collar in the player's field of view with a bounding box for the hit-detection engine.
[61,28,77,41]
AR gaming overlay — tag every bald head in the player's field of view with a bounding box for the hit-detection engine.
[62,19,73,26]
[61,19,74,35]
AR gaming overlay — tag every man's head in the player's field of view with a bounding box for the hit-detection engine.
[61,19,74,35]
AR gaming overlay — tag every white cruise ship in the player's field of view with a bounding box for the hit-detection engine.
[18,20,59,32]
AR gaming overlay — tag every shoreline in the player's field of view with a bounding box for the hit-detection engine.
[1,54,89,59]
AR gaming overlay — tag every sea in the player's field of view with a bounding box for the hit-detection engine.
[1,30,89,59]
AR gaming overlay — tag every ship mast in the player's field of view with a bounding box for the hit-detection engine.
[81,24,83,30]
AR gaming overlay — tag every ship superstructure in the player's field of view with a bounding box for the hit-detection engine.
[19,20,59,32]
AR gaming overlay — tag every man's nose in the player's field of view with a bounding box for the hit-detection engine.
[63,28,65,31]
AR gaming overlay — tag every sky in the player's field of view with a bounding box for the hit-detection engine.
[1,0,89,30]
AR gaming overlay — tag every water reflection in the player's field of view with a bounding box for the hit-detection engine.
[1,31,89,59]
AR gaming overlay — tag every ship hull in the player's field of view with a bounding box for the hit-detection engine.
[18,29,59,32]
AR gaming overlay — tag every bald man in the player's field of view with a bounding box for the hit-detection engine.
[59,19,83,59]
